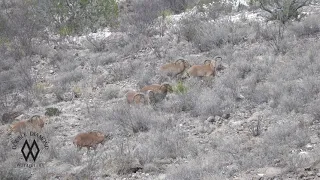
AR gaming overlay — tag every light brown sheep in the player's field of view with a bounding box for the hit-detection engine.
[8,121,27,134]
[126,90,147,105]
[73,131,106,151]
[140,83,173,94]
[160,59,191,77]
[187,56,222,77]
[27,115,45,129]
[140,83,173,102]
[8,115,46,134]
[125,90,155,105]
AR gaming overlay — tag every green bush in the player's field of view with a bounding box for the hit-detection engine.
[173,81,187,94]
[45,107,62,117]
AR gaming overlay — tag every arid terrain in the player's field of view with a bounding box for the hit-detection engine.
[1,0,320,179]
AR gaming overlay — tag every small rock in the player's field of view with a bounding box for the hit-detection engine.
[257,167,283,178]
[62,92,74,101]
[207,116,215,123]
[143,163,159,175]
[257,173,264,177]
[307,171,315,176]
[222,113,231,119]
[274,159,281,164]
[306,144,313,150]
[310,135,320,144]
[50,70,54,74]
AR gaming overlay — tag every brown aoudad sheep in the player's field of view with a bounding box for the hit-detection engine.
[187,56,223,77]
[140,83,173,102]
[8,115,45,135]
[73,131,107,151]
[125,90,156,105]
[160,59,191,78]
[27,115,45,129]
[126,90,147,105]
[140,83,173,94]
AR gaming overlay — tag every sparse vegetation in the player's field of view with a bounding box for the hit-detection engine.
[1,0,320,179]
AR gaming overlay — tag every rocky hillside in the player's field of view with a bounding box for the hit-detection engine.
[1,0,320,179]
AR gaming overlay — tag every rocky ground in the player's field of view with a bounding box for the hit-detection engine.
[2,1,320,180]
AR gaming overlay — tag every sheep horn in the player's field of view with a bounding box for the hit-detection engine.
[133,93,145,104]
[175,59,185,64]
[204,60,211,65]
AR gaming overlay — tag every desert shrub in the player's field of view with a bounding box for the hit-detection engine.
[118,0,162,34]
[118,0,197,35]
[258,0,310,25]
[51,71,84,101]
[167,160,225,180]
[206,1,233,20]
[195,86,236,117]
[105,139,143,175]
[133,129,197,166]
[160,86,198,114]
[36,0,119,35]
[105,117,197,175]
[97,52,117,66]
[306,94,320,120]
[259,45,320,113]
[163,0,189,14]
[167,112,311,179]
[107,105,159,134]
[255,23,290,54]
[51,85,68,102]
[84,36,107,52]
[192,67,240,117]
[109,60,141,82]
[178,17,202,43]
[0,57,35,111]
[147,130,191,159]
[290,14,320,37]
[59,71,84,86]
[166,134,246,179]
[255,113,311,169]
[45,107,61,117]
[0,0,48,58]
[173,81,188,94]
[121,34,152,56]
[58,147,81,166]
[136,68,157,89]
[179,18,252,51]
[102,85,119,101]
[263,113,310,149]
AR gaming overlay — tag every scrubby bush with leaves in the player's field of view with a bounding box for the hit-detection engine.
[179,18,255,51]
[0,57,35,112]
[0,0,48,58]
[45,107,62,117]
[107,105,157,134]
[36,0,119,35]
[290,14,320,37]
[173,81,187,94]
[119,0,198,35]
[258,0,310,24]
[257,0,311,53]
